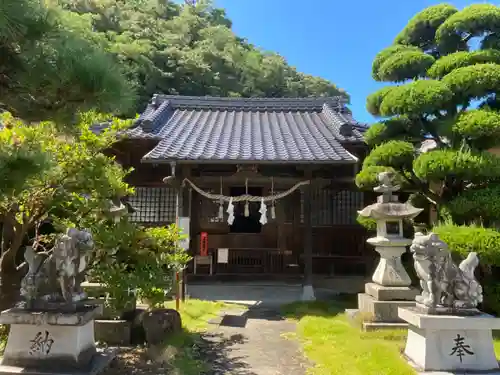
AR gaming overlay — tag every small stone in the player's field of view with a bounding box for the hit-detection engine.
[142,308,182,346]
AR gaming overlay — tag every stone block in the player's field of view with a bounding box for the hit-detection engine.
[345,308,409,331]
[142,309,181,346]
[358,293,415,323]
[362,322,408,331]
[365,282,419,301]
[1,320,96,371]
[0,306,101,327]
[0,348,116,375]
[94,320,131,346]
[399,307,500,372]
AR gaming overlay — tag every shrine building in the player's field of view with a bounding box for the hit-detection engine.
[109,95,373,293]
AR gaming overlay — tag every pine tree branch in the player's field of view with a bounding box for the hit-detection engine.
[459,100,470,115]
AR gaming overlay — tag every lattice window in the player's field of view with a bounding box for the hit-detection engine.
[128,187,178,224]
[300,188,364,226]
[331,190,364,225]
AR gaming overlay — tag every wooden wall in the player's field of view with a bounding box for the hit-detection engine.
[112,142,375,277]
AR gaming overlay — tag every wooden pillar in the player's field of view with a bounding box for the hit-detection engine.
[179,167,192,302]
[301,174,315,301]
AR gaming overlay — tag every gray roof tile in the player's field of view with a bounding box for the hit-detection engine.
[128,95,365,163]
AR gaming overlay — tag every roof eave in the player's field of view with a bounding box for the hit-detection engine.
[140,158,359,165]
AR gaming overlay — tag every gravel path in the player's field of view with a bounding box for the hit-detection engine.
[198,305,311,375]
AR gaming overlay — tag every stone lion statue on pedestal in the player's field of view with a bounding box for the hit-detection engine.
[410,232,483,311]
[21,228,93,308]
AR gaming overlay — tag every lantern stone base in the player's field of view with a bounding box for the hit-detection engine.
[398,307,500,373]
[0,306,115,375]
[347,283,418,330]
[301,284,316,301]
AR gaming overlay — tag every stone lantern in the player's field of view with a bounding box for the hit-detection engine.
[358,172,423,287]
[347,171,424,330]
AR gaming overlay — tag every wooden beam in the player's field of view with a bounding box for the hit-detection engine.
[303,170,313,287]
[182,176,354,187]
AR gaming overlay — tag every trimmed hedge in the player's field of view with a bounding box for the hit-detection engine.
[432,223,500,266]
[432,223,500,315]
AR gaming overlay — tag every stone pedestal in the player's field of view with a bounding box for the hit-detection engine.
[352,172,424,331]
[347,236,420,331]
[399,307,500,372]
[349,282,418,330]
[369,241,412,286]
[0,306,116,375]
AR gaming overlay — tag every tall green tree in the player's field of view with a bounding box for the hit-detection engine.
[0,111,132,309]
[1,0,135,202]
[1,0,134,122]
[54,0,348,114]
[356,4,500,226]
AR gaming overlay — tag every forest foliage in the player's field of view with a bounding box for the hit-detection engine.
[0,0,134,122]
[52,0,347,115]
[1,0,343,309]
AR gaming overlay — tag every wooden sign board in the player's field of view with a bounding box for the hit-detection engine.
[218,248,229,263]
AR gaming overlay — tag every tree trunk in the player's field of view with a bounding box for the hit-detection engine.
[0,270,22,311]
[0,246,27,311]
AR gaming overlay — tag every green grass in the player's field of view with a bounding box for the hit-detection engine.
[0,325,7,354]
[159,299,244,375]
[281,300,416,375]
[283,299,500,375]
[165,299,229,332]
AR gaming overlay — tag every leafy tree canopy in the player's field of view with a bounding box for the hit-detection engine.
[0,0,134,122]
[358,3,500,225]
[51,0,348,114]
[0,111,132,285]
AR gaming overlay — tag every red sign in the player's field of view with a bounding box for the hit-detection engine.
[200,232,208,256]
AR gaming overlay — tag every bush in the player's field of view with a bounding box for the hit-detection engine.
[89,222,191,310]
[432,223,500,315]
[432,223,500,265]
[356,215,377,232]
[443,185,500,226]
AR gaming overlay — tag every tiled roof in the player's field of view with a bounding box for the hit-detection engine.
[128,95,366,163]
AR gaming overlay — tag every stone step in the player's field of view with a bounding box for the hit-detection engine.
[365,282,419,301]
[362,322,408,332]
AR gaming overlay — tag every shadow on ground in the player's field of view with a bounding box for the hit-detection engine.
[216,293,357,328]
[101,327,255,375]
[195,332,258,375]
[168,327,256,375]
[280,293,357,320]
[104,295,358,375]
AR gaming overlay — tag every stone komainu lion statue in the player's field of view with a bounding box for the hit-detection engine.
[21,228,93,306]
[410,232,483,310]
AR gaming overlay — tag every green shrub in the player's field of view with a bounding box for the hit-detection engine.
[432,223,500,265]
[89,222,191,310]
[432,223,500,315]
[356,215,377,232]
[444,185,500,226]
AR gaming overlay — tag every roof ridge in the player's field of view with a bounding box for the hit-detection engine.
[151,94,348,110]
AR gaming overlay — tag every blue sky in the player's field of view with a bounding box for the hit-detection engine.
[214,0,492,124]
